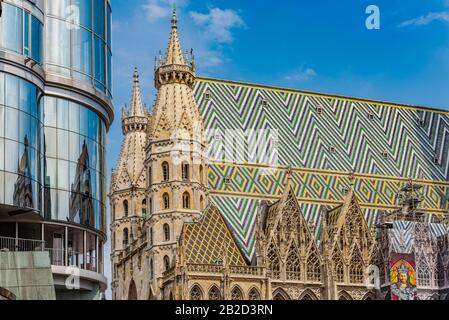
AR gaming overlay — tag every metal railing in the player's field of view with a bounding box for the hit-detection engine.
[186,263,264,276]
[0,236,45,252]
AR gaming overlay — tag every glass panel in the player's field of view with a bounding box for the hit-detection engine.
[0,105,4,137]
[0,72,4,105]
[5,73,19,109]
[31,16,43,64]
[44,127,57,158]
[24,12,30,57]
[46,18,70,68]
[0,138,4,171]
[72,26,92,76]
[47,0,70,19]
[68,101,80,132]
[57,129,69,160]
[57,98,69,130]
[73,0,92,29]
[57,160,69,190]
[94,36,105,87]
[44,96,57,127]
[44,224,66,266]
[107,3,112,47]
[0,4,23,54]
[68,228,84,269]
[5,107,19,141]
[93,0,105,38]
[86,232,96,271]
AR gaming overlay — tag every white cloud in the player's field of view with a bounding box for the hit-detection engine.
[284,67,317,82]
[143,0,188,23]
[190,8,245,44]
[399,11,449,27]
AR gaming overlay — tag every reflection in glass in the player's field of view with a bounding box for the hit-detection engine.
[69,140,93,226]
[13,136,33,209]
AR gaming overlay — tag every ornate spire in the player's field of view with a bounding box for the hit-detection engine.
[129,67,145,117]
[122,67,147,134]
[166,7,185,65]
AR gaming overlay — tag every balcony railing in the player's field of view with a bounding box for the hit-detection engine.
[0,236,44,252]
[186,263,264,277]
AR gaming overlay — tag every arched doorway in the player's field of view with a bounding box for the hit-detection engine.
[299,289,318,300]
[338,291,353,300]
[128,279,138,300]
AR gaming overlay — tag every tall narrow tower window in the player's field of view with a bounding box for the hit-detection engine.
[163,223,170,242]
[162,162,169,181]
[200,196,204,211]
[182,162,189,181]
[163,193,170,209]
[182,192,190,209]
[164,255,170,271]
[199,165,204,185]
[142,199,147,216]
[123,228,129,247]
[123,200,129,217]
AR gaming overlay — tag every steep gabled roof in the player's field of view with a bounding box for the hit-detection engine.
[180,202,248,266]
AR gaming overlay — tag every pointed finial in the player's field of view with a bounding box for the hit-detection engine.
[171,3,177,28]
[133,67,139,83]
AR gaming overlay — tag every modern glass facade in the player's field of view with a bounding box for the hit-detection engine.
[46,0,112,97]
[0,1,43,64]
[42,96,107,232]
[0,0,112,299]
[0,72,41,210]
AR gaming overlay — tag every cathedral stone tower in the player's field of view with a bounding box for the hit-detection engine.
[145,9,209,299]
[109,68,149,299]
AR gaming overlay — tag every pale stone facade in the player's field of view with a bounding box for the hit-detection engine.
[109,11,449,301]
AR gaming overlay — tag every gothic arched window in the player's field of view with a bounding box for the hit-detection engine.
[306,248,322,282]
[163,193,170,209]
[123,228,129,247]
[349,252,364,284]
[149,227,153,246]
[163,255,170,271]
[190,285,203,300]
[163,223,170,242]
[123,200,129,217]
[149,198,153,215]
[182,192,190,209]
[162,162,169,181]
[182,162,189,181]
[333,249,344,283]
[248,288,260,300]
[208,286,221,300]
[231,286,244,300]
[286,244,301,280]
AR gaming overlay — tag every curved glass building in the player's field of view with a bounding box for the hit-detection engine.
[0,0,112,300]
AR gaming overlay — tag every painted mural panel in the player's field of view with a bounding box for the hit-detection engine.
[390,253,417,300]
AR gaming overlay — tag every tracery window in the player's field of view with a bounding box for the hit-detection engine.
[190,285,203,300]
[267,242,280,279]
[208,286,221,300]
[333,249,344,283]
[123,228,129,247]
[248,288,260,300]
[286,244,301,280]
[142,199,147,216]
[349,252,364,284]
[306,249,322,282]
[417,255,432,287]
[231,286,243,300]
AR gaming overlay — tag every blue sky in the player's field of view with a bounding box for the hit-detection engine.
[104,0,449,297]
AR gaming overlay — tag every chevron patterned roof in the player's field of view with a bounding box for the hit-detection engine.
[193,77,449,260]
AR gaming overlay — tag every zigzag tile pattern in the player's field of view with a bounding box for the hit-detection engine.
[195,78,449,260]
